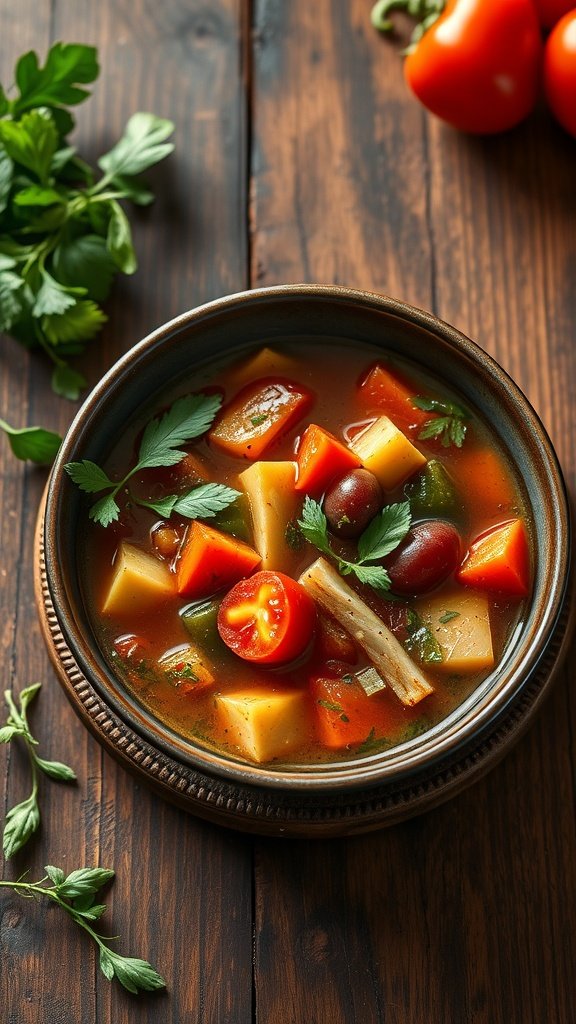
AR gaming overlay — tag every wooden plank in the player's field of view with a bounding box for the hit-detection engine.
[0,2,253,1022]
[250,3,576,1023]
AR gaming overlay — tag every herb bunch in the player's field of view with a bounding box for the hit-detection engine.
[0,866,166,994]
[0,683,76,859]
[298,495,411,592]
[65,392,239,527]
[0,42,175,399]
[411,396,468,448]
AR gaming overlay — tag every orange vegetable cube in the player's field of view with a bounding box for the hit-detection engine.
[176,522,261,598]
[310,673,410,751]
[295,423,361,495]
[209,377,313,460]
[359,363,430,435]
[457,518,530,597]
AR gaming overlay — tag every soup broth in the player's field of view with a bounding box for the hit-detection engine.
[80,340,531,767]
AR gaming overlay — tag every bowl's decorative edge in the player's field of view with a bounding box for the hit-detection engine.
[34,499,575,838]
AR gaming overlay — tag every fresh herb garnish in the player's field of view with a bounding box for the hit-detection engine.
[439,609,460,624]
[250,413,268,427]
[0,417,62,464]
[411,396,468,448]
[166,662,200,683]
[0,42,174,397]
[65,392,240,527]
[0,684,76,859]
[298,495,411,592]
[317,699,349,723]
[0,867,165,993]
[404,609,443,664]
[356,727,393,756]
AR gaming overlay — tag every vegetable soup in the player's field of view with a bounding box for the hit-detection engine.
[72,341,532,766]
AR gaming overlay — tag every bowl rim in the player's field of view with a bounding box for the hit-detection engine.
[43,283,572,793]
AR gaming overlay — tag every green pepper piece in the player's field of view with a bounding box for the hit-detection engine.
[406,459,458,517]
[180,599,220,647]
[212,494,251,541]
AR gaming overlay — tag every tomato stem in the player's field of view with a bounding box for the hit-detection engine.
[371,0,445,41]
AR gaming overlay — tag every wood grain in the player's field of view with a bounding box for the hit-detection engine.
[2,1,576,1022]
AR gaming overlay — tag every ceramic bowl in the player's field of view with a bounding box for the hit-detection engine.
[36,285,573,837]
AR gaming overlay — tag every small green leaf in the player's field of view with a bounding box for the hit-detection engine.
[53,234,116,303]
[0,110,58,183]
[0,268,25,332]
[19,682,42,711]
[13,185,65,207]
[439,610,460,624]
[0,147,14,214]
[105,199,137,274]
[145,483,240,520]
[45,864,66,886]
[33,272,83,317]
[98,111,174,178]
[52,364,86,400]
[357,501,411,563]
[55,867,115,900]
[137,393,222,470]
[0,419,62,464]
[35,756,77,782]
[3,793,40,859]
[42,299,107,346]
[64,460,114,493]
[89,493,121,527]
[298,495,332,555]
[13,43,99,114]
[98,947,166,994]
[50,145,76,173]
[76,902,107,922]
[348,562,391,590]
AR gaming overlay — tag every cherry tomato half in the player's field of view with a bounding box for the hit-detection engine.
[404,0,542,134]
[544,11,576,137]
[217,571,317,665]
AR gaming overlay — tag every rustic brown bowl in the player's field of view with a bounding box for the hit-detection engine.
[36,285,573,837]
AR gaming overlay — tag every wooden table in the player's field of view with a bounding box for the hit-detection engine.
[1,3,575,1021]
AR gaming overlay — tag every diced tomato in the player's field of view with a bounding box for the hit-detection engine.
[209,377,314,460]
[295,423,361,496]
[457,519,530,597]
[176,522,261,599]
[310,670,406,750]
[217,571,317,665]
[359,364,431,436]
[315,611,358,664]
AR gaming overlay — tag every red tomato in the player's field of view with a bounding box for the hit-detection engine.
[534,0,576,29]
[217,571,317,665]
[543,10,576,136]
[403,0,543,134]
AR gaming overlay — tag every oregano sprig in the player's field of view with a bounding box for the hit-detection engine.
[65,392,240,527]
[0,683,76,859]
[298,495,411,592]
[0,867,166,994]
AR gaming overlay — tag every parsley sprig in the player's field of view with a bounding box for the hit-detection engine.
[0,42,175,398]
[411,396,468,448]
[0,867,165,993]
[298,495,411,592]
[65,392,239,528]
[0,683,76,859]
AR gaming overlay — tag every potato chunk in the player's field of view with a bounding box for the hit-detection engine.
[225,347,301,391]
[239,461,300,571]
[216,688,310,763]
[102,542,175,616]
[416,591,494,674]
[351,415,426,490]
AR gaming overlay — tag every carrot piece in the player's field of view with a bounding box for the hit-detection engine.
[209,377,313,460]
[295,423,361,495]
[457,518,530,597]
[449,444,516,519]
[310,672,408,750]
[359,363,430,435]
[176,522,261,598]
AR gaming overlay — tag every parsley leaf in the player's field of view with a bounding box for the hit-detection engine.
[0,417,62,464]
[298,495,410,594]
[411,396,468,449]
[65,392,233,528]
[98,112,175,180]
[12,43,99,114]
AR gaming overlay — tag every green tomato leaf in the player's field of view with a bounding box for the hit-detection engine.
[34,756,77,782]
[53,234,116,302]
[51,364,87,400]
[3,793,40,859]
[0,418,62,464]
[105,199,137,274]
[0,110,58,183]
[42,298,107,346]
[13,43,99,115]
[55,866,115,900]
[98,111,174,178]
[98,947,166,994]
[64,460,114,493]
[357,501,411,563]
